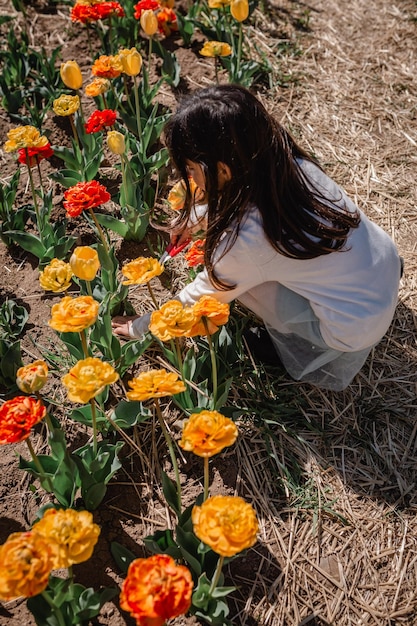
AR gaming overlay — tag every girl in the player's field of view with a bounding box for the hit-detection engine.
[112,84,402,391]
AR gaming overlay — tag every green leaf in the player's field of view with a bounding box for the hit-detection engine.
[143,529,182,558]
[3,230,46,258]
[161,469,181,516]
[110,541,137,574]
[94,213,129,237]
[110,400,151,429]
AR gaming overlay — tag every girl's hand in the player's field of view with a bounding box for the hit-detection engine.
[111,315,139,338]
[170,225,193,247]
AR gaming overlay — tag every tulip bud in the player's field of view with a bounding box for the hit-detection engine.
[140,9,158,36]
[60,60,83,90]
[230,0,249,22]
[119,47,143,77]
[70,246,100,281]
[106,130,126,155]
[16,360,49,394]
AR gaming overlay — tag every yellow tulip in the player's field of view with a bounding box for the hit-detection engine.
[60,60,83,90]
[106,130,126,155]
[85,77,110,97]
[200,41,232,57]
[126,369,186,402]
[62,357,119,403]
[119,47,143,76]
[121,257,164,285]
[53,94,80,116]
[16,360,49,394]
[70,246,100,281]
[48,295,99,333]
[149,300,197,341]
[192,495,258,557]
[208,0,230,7]
[3,125,48,152]
[32,508,100,569]
[140,9,158,36]
[230,0,249,21]
[39,258,73,293]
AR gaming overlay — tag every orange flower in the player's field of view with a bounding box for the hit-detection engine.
[126,369,186,401]
[120,554,193,626]
[149,300,197,341]
[32,508,100,569]
[187,295,230,336]
[157,7,178,36]
[192,495,258,557]
[121,257,164,285]
[85,77,110,97]
[16,360,49,394]
[92,54,123,79]
[17,143,54,168]
[185,239,205,267]
[48,295,99,333]
[62,357,119,403]
[0,396,46,444]
[63,180,111,218]
[180,410,238,457]
[0,531,54,601]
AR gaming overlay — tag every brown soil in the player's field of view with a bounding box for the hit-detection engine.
[1,0,417,625]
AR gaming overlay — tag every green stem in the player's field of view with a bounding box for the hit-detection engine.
[204,456,209,501]
[203,318,218,408]
[120,155,129,208]
[146,281,159,309]
[148,36,153,70]
[85,280,93,297]
[36,159,44,196]
[89,399,98,456]
[236,22,243,76]
[154,398,181,513]
[26,157,41,237]
[86,24,94,61]
[79,328,89,358]
[25,436,54,494]
[132,74,142,139]
[41,591,66,626]
[209,555,225,595]
[69,114,79,148]
[88,207,109,253]
[75,89,85,122]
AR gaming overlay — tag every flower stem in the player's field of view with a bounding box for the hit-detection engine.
[203,318,218,408]
[154,398,181,513]
[146,281,159,309]
[89,398,98,456]
[88,207,109,253]
[41,590,66,626]
[132,74,142,139]
[86,24,94,61]
[79,328,89,358]
[120,155,129,208]
[85,280,93,297]
[26,158,42,238]
[236,23,243,76]
[25,436,54,494]
[204,456,209,501]
[209,555,225,595]
[69,114,79,148]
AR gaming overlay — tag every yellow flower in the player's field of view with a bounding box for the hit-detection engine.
[187,295,230,336]
[180,410,238,457]
[121,257,164,285]
[230,0,249,21]
[60,60,83,90]
[166,178,203,211]
[16,360,49,394]
[149,300,197,342]
[53,94,80,116]
[0,531,54,601]
[3,125,49,152]
[106,130,126,155]
[140,9,158,36]
[208,0,231,7]
[118,47,142,76]
[32,508,100,569]
[200,41,232,58]
[85,77,110,97]
[48,295,99,333]
[69,246,100,281]
[192,495,258,557]
[62,357,119,404]
[126,369,186,402]
[39,258,73,293]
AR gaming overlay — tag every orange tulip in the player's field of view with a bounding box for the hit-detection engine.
[187,295,230,336]
[16,360,49,394]
[180,410,238,457]
[0,396,46,444]
[121,257,164,285]
[126,369,186,401]
[62,357,119,404]
[48,295,99,333]
[149,300,197,341]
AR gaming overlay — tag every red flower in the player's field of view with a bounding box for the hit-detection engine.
[120,554,193,626]
[95,1,125,19]
[71,1,124,23]
[17,143,54,168]
[63,180,111,218]
[134,0,160,19]
[157,7,178,35]
[0,396,46,444]
[85,109,117,134]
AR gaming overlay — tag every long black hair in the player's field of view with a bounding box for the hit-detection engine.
[164,84,360,290]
